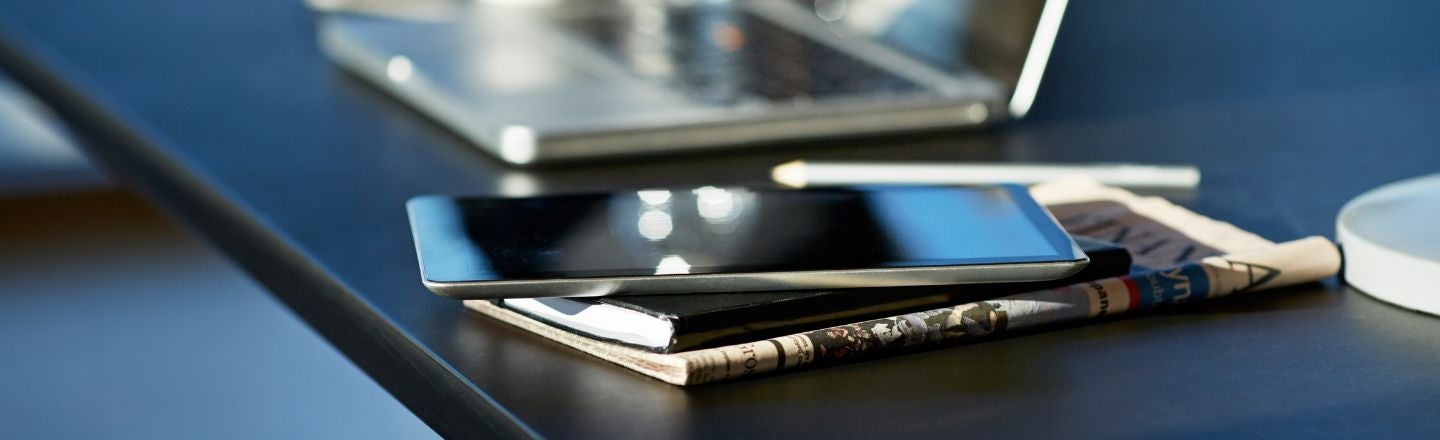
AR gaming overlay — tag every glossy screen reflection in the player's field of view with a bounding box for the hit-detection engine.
[559,0,1039,106]
[410,186,1076,282]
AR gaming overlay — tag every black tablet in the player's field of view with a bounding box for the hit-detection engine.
[407,185,1087,299]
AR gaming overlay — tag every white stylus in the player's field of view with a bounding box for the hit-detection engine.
[771,160,1201,189]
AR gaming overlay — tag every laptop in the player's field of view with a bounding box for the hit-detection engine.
[315,0,1067,165]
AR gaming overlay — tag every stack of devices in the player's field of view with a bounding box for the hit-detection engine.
[408,185,1131,353]
[373,0,1099,359]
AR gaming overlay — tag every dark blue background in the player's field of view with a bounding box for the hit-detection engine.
[1,0,1438,438]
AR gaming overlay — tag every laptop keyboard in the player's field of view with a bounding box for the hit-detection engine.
[563,6,928,106]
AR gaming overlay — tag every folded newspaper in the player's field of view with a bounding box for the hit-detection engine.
[465,178,1342,385]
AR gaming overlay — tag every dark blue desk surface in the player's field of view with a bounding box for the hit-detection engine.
[2,1,1439,437]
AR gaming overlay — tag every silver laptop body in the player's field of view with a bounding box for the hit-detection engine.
[316,0,1067,165]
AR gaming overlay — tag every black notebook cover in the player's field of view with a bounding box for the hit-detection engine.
[507,237,1131,353]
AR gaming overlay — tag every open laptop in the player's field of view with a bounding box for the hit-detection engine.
[315,0,1066,165]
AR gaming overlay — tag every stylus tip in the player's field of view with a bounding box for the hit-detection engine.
[771,160,808,188]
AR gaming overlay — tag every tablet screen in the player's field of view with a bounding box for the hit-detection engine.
[409,185,1078,282]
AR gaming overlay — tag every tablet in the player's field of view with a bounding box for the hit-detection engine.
[407,185,1087,298]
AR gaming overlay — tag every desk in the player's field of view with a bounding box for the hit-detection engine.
[2,1,1439,437]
